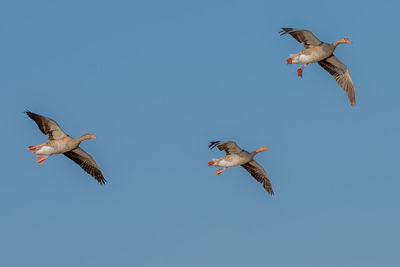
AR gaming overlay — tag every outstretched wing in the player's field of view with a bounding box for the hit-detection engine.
[26,111,67,140]
[241,160,274,195]
[64,148,106,184]
[279,28,322,48]
[318,55,356,106]
[209,141,242,155]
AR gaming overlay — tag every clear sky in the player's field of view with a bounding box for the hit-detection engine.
[1,0,399,266]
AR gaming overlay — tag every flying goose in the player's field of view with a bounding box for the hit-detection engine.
[208,141,274,195]
[26,111,106,184]
[280,27,356,106]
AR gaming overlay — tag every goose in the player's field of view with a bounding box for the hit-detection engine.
[280,27,356,106]
[26,111,106,184]
[208,141,274,195]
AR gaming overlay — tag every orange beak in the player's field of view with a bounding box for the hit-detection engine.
[257,146,270,152]
[346,38,352,44]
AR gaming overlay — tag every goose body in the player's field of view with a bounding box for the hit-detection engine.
[31,136,81,156]
[210,150,257,167]
[290,44,334,64]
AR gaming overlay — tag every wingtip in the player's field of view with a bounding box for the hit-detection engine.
[97,177,107,185]
[264,183,274,195]
[266,188,274,196]
[279,27,293,36]
[25,110,37,118]
[208,141,220,150]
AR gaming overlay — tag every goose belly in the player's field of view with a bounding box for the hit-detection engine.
[215,155,247,167]
[292,53,322,64]
[48,138,78,154]
[35,146,56,155]
[214,159,235,167]
[292,47,329,64]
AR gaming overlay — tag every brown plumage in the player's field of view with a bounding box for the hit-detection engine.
[279,28,322,48]
[26,111,67,140]
[26,111,106,184]
[280,28,356,106]
[64,148,106,184]
[208,141,274,195]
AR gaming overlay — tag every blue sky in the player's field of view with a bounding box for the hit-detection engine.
[1,0,399,266]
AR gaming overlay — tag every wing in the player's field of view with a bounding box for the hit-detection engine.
[209,141,242,155]
[26,111,67,140]
[318,55,356,106]
[279,28,322,48]
[64,148,106,184]
[241,160,274,195]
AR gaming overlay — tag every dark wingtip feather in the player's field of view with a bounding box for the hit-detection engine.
[264,184,274,195]
[279,28,293,36]
[92,169,107,184]
[208,141,220,150]
[25,110,39,119]
[25,111,36,120]
[97,176,107,184]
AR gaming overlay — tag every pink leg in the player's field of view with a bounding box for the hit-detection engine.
[297,63,309,78]
[37,156,48,165]
[216,168,226,176]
